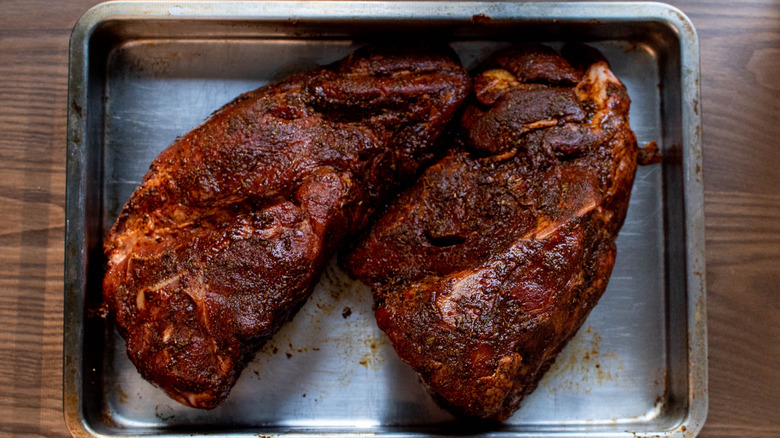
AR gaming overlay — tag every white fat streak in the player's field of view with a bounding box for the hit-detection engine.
[534,199,598,240]
[483,69,522,87]
[135,272,184,311]
[186,392,200,407]
[434,198,600,325]
[575,199,599,217]
[110,232,138,267]
[534,219,560,241]
[162,326,174,343]
[476,69,522,103]
[184,275,216,350]
[436,270,491,327]
[576,61,620,108]
[526,120,558,130]
[183,274,207,306]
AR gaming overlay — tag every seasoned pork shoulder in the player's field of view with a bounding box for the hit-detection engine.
[342,44,638,420]
[103,45,469,409]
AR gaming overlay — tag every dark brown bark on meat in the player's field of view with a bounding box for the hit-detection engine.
[102,45,469,409]
[341,44,639,420]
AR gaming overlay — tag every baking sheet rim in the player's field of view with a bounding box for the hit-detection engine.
[63,2,705,437]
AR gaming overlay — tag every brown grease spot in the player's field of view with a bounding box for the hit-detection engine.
[357,335,391,369]
[541,327,625,394]
[116,385,129,404]
[472,14,492,24]
[71,99,82,117]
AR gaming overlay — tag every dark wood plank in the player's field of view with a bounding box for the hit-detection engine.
[675,1,780,436]
[703,191,780,437]
[0,3,91,436]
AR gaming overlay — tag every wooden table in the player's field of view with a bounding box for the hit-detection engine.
[1,1,777,436]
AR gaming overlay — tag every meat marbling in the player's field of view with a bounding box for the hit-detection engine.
[102,45,469,409]
[342,44,639,420]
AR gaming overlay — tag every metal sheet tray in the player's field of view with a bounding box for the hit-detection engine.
[64,2,706,437]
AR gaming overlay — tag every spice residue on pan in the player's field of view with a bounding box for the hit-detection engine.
[243,258,390,391]
[540,326,625,394]
[116,385,129,404]
[358,336,391,370]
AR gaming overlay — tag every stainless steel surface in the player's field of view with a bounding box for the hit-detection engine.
[64,2,705,437]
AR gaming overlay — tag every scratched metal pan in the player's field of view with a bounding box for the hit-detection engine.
[64,1,705,437]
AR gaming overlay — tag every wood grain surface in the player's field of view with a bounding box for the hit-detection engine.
[0,0,778,436]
